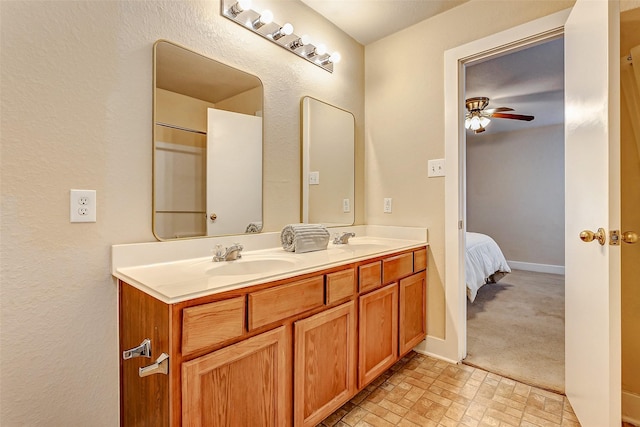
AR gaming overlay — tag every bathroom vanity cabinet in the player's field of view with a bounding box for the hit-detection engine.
[119,246,427,427]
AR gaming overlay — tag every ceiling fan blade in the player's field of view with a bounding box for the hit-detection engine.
[490,112,534,121]
[484,107,514,113]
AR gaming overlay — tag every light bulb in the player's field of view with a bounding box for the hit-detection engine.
[329,52,341,64]
[315,44,327,56]
[479,116,490,127]
[281,23,293,36]
[252,9,273,28]
[273,22,293,40]
[469,116,481,131]
[290,35,310,50]
[259,10,273,24]
[229,0,251,16]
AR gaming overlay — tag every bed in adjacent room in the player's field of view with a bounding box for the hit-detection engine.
[466,232,511,302]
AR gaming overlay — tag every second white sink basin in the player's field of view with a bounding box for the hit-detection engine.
[330,238,392,253]
[204,257,299,276]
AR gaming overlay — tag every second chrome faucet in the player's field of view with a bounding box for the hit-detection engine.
[333,232,356,245]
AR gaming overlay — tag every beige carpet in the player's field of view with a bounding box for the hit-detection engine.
[464,269,565,393]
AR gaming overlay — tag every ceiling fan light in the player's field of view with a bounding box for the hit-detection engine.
[464,117,472,129]
[469,116,482,131]
[479,116,491,127]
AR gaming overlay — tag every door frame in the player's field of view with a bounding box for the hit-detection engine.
[439,9,570,362]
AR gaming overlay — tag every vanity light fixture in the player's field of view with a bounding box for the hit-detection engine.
[221,0,340,73]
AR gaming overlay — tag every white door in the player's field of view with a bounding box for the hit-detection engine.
[564,0,620,425]
[206,108,262,236]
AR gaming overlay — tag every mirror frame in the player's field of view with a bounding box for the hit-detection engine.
[152,40,264,241]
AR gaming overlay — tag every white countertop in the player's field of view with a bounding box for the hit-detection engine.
[112,225,428,304]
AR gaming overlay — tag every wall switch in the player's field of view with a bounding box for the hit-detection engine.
[383,198,392,213]
[343,198,351,213]
[428,159,445,177]
[309,171,320,185]
[70,189,96,222]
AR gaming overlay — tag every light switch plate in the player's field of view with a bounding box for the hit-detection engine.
[343,198,351,213]
[309,171,320,185]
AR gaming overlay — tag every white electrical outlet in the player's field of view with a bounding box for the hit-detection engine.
[70,189,96,222]
[343,198,351,213]
[383,198,392,213]
[428,159,445,177]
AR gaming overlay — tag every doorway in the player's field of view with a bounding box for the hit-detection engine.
[443,4,621,425]
[462,37,566,393]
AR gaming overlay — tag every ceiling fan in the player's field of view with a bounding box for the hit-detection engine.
[465,96,534,134]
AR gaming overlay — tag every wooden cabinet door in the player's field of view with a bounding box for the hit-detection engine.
[294,301,357,427]
[358,283,398,388]
[399,272,427,356]
[181,326,290,427]
[120,282,170,427]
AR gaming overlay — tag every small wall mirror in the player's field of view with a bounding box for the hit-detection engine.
[301,97,355,226]
[153,40,263,240]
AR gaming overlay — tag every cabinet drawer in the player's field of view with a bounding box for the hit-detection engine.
[248,276,324,330]
[414,248,427,272]
[182,296,245,356]
[359,261,382,293]
[326,268,356,304]
[382,253,413,284]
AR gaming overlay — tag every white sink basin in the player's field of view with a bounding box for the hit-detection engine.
[204,257,299,276]
[330,238,392,253]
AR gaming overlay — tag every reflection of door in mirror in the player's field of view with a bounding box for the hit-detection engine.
[207,109,262,236]
[301,97,355,226]
[153,40,263,240]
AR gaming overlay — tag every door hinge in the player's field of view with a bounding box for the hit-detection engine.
[459,220,464,230]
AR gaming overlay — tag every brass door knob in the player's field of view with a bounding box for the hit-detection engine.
[210,213,217,221]
[580,228,606,245]
[622,231,638,244]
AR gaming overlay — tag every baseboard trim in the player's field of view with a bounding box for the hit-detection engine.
[623,390,640,426]
[507,260,565,275]
[413,336,460,365]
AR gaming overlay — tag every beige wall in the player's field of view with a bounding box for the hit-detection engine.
[364,0,574,338]
[0,1,363,424]
[467,125,565,267]
[621,5,640,400]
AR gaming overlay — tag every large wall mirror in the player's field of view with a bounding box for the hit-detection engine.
[301,97,355,226]
[153,40,264,240]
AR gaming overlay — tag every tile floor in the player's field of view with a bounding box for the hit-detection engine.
[318,352,580,427]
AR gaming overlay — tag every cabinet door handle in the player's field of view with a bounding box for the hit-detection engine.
[123,338,151,360]
[139,353,169,377]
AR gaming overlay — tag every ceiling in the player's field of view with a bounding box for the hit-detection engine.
[298,0,564,136]
[299,0,468,45]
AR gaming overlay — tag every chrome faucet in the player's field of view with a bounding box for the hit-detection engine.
[212,243,244,262]
[333,232,356,245]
